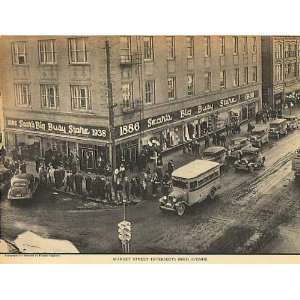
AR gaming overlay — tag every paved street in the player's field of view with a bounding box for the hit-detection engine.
[1,118,300,253]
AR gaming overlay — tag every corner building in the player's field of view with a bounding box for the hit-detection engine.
[0,36,262,171]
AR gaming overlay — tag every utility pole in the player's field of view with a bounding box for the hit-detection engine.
[105,40,116,171]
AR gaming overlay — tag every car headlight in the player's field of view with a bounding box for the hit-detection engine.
[172,198,177,203]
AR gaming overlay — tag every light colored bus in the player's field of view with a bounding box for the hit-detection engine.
[159,160,221,216]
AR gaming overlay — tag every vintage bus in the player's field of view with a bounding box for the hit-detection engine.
[159,160,221,216]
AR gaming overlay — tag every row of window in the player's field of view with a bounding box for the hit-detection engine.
[274,62,300,81]
[274,41,300,60]
[15,66,258,110]
[12,36,257,66]
[190,170,220,191]
[12,38,88,65]
[15,84,91,110]
[122,36,257,61]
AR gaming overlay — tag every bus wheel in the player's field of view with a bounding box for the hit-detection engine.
[176,203,186,216]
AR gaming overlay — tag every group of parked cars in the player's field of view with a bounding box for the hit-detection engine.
[159,115,299,216]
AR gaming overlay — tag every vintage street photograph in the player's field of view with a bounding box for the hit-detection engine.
[1,35,300,256]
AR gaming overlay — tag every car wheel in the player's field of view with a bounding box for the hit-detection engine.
[176,203,186,216]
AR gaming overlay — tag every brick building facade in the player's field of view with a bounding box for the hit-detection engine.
[0,35,262,171]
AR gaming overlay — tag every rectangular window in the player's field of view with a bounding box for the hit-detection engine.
[144,36,154,60]
[233,36,238,55]
[244,67,248,84]
[187,74,194,96]
[204,72,211,91]
[234,68,239,87]
[144,80,155,104]
[275,64,283,81]
[168,77,176,100]
[204,36,211,57]
[220,70,226,88]
[186,36,194,58]
[122,83,134,108]
[12,42,27,65]
[166,36,175,59]
[68,38,88,64]
[252,66,257,82]
[120,36,132,62]
[15,84,31,106]
[252,37,257,53]
[38,40,56,64]
[41,84,58,109]
[220,36,225,56]
[243,36,248,53]
[70,85,91,110]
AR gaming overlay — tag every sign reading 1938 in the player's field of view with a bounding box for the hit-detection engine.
[6,118,108,140]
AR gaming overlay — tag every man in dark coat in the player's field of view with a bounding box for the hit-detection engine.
[124,177,130,202]
[104,179,112,203]
[85,173,92,196]
[74,171,83,194]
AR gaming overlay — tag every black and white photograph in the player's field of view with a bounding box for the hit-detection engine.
[1,34,300,258]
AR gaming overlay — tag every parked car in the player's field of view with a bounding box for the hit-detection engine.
[159,160,221,216]
[269,119,288,139]
[202,146,227,167]
[250,125,269,148]
[0,167,12,200]
[227,137,250,161]
[283,115,298,131]
[7,173,39,201]
[234,152,265,173]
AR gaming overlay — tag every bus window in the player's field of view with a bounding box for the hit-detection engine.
[172,178,188,189]
[190,181,198,191]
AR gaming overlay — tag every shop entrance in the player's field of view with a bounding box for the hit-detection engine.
[79,144,108,172]
[116,139,138,167]
[81,148,95,171]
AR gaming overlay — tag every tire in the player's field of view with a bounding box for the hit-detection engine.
[176,203,186,216]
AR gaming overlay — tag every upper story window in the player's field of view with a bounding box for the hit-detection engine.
[220,70,226,88]
[275,42,283,59]
[41,84,58,109]
[252,37,257,53]
[243,67,248,84]
[15,83,31,107]
[186,36,194,58]
[168,77,176,100]
[12,41,27,65]
[38,40,56,64]
[122,82,134,108]
[233,68,239,87]
[204,36,211,57]
[252,66,257,82]
[70,85,91,111]
[187,74,194,96]
[204,72,211,91]
[144,80,155,104]
[275,64,283,82]
[120,36,131,62]
[166,36,175,60]
[144,36,154,61]
[243,36,248,53]
[284,42,297,58]
[233,36,239,55]
[220,36,225,56]
[68,38,88,64]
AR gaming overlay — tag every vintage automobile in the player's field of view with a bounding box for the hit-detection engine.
[269,119,288,139]
[234,152,265,172]
[250,125,269,148]
[283,115,298,131]
[7,173,39,201]
[0,166,12,200]
[227,137,250,161]
[202,146,227,167]
[159,160,221,216]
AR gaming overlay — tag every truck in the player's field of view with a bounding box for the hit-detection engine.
[292,149,300,180]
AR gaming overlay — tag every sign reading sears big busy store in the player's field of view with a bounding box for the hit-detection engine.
[6,119,108,140]
[116,90,258,138]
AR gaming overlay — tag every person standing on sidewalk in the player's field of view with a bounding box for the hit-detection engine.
[124,177,130,203]
[85,173,92,196]
[74,171,83,194]
[104,179,112,203]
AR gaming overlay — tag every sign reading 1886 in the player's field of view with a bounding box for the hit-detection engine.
[6,118,108,140]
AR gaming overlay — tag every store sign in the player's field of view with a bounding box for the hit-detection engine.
[6,118,108,140]
[115,90,258,139]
